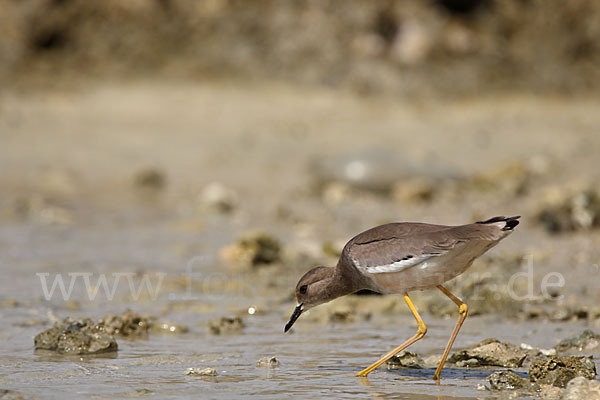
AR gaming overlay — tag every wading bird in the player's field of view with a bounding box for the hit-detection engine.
[285,216,520,379]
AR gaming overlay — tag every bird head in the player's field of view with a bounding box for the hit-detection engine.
[284,266,334,332]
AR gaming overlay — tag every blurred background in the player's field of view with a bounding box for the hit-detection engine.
[1,1,600,398]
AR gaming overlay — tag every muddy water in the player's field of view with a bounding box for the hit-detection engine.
[0,216,596,400]
[1,82,600,399]
[0,291,593,399]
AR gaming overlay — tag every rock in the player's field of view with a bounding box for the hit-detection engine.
[386,351,424,369]
[448,338,527,368]
[555,330,600,353]
[520,343,556,364]
[391,177,436,203]
[539,384,566,399]
[529,356,596,388]
[198,182,238,213]
[561,376,600,400]
[185,367,217,377]
[321,182,353,206]
[219,232,281,269]
[133,168,166,190]
[256,356,279,368]
[467,159,532,196]
[34,317,118,354]
[423,354,442,369]
[149,322,189,335]
[208,316,244,335]
[536,188,600,233]
[488,370,528,390]
[97,310,150,338]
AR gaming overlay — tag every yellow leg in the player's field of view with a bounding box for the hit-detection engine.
[433,285,469,381]
[356,292,427,377]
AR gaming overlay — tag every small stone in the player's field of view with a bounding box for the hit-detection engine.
[386,351,424,369]
[561,376,600,400]
[185,367,217,377]
[391,177,436,203]
[208,316,244,335]
[538,384,565,399]
[199,182,238,213]
[488,370,528,390]
[256,356,279,368]
[449,338,527,368]
[468,160,531,196]
[476,383,488,391]
[536,188,600,233]
[529,356,596,388]
[219,232,281,270]
[423,354,442,369]
[321,182,353,206]
[97,309,150,338]
[555,330,600,353]
[134,168,166,190]
[520,343,556,364]
[456,358,483,368]
[34,317,118,354]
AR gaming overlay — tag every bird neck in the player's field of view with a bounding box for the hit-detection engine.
[330,260,368,297]
[314,268,355,304]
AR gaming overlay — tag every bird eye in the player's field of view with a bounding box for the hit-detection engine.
[299,285,308,294]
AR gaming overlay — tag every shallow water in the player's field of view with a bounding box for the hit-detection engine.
[0,301,594,400]
[1,83,600,399]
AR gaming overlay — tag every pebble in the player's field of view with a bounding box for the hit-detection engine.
[536,188,600,233]
[185,367,217,377]
[34,317,118,355]
[256,356,279,368]
[529,356,596,388]
[133,168,166,190]
[487,370,528,390]
[561,376,600,400]
[555,330,600,354]
[219,232,281,270]
[199,182,238,213]
[448,338,527,368]
[386,351,424,369]
[208,316,244,335]
[97,309,150,338]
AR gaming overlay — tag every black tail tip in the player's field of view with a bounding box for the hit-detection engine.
[476,215,520,230]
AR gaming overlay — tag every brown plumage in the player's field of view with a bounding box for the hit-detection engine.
[285,216,520,379]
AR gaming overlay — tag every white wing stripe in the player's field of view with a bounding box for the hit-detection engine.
[364,254,432,274]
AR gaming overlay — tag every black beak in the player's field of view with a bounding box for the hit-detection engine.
[284,304,303,333]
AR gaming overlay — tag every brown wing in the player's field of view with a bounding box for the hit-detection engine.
[344,220,514,272]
